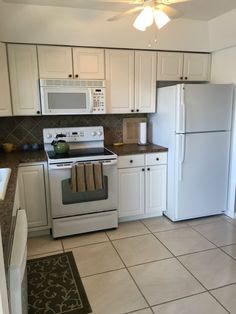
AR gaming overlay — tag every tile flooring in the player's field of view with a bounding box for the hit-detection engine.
[27,215,236,314]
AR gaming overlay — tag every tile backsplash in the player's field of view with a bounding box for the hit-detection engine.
[0,114,147,147]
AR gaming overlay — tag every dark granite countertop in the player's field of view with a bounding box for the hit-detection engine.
[0,150,47,267]
[106,143,168,156]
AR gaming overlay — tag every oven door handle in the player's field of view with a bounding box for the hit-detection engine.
[49,159,117,170]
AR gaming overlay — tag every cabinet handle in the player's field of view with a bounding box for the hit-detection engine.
[136,109,139,112]
[180,76,183,80]
[68,74,72,78]
[75,74,79,78]
[129,160,133,163]
[147,168,150,171]
[36,110,40,114]
[131,109,134,113]
[142,168,145,171]
[156,157,159,161]
[185,77,188,80]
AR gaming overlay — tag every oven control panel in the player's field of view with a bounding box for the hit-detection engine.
[43,126,104,144]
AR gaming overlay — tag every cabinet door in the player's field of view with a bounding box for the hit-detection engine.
[135,51,156,113]
[8,44,40,116]
[37,45,73,79]
[106,49,134,113]
[18,164,48,229]
[146,165,166,215]
[183,53,211,81]
[73,48,105,79]
[157,51,183,81]
[0,43,12,117]
[118,167,145,217]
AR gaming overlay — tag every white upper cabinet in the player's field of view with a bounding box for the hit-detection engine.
[0,43,12,116]
[157,51,211,81]
[8,44,40,116]
[135,51,156,113]
[37,46,73,79]
[157,52,183,81]
[72,48,105,79]
[183,53,211,81]
[106,49,134,113]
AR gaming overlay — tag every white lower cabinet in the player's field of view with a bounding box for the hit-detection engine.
[118,152,167,219]
[18,163,49,230]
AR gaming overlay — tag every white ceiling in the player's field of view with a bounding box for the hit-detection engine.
[2,0,236,21]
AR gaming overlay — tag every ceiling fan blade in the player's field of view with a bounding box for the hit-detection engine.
[161,0,191,3]
[107,6,143,21]
[156,4,181,19]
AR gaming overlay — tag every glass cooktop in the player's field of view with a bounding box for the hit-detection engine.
[47,147,115,159]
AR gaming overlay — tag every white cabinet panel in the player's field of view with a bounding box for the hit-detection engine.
[106,49,134,113]
[135,51,156,113]
[157,52,183,81]
[118,167,145,217]
[37,45,73,79]
[8,44,40,116]
[183,53,211,81]
[18,164,48,229]
[118,154,145,169]
[146,165,167,215]
[0,43,12,116]
[73,48,104,79]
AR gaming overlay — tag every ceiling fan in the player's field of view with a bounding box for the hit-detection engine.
[105,0,191,31]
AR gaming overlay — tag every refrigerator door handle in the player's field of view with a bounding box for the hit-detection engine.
[178,134,185,181]
[177,86,186,133]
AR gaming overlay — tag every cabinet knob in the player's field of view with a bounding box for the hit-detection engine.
[185,77,188,80]
[156,157,159,161]
[180,76,183,80]
[36,110,40,114]
[68,74,72,78]
[131,109,134,113]
[142,168,145,171]
[136,109,139,112]
[147,168,150,171]
[75,74,79,78]
[130,160,133,163]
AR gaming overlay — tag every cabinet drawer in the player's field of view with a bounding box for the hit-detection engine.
[118,154,145,168]
[145,152,167,166]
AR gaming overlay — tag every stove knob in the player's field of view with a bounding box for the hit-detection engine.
[46,133,52,139]
[97,131,103,136]
[91,131,97,136]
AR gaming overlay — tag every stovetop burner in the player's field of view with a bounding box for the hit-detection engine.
[47,147,115,160]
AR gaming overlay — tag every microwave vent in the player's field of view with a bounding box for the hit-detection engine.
[40,79,105,88]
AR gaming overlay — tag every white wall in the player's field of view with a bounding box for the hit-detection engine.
[0,1,210,51]
[211,47,236,216]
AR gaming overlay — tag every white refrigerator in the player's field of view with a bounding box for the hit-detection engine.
[149,84,233,221]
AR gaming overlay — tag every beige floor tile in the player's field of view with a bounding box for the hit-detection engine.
[129,258,204,306]
[72,242,124,277]
[179,249,236,289]
[106,221,150,240]
[128,309,152,314]
[155,228,215,256]
[211,284,236,313]
[113,234,172,266]
[221,244,236,259]
[152,292,227,314]
[141,216,187,233]
[27,235,63,257]
[192,220,236,246]
[187,215,225,226]
[62,231,109,249]
[27,250,64,260]
[82,269,148,314]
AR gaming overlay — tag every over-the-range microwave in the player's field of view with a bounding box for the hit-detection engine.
[40,79,106,115]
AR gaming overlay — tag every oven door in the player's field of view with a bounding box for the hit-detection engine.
[41,86,92,115]
[48,160,117,218]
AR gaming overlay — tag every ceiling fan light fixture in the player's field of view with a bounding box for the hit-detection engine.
[133,6,153,31]
[153,9,170,29]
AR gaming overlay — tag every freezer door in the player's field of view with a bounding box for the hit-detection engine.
[176,84,233,133]
[174,132,230,220]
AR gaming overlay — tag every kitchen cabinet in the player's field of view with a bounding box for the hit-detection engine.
[157,51,211,81]
[0,43,12,116]
[135,51,156,113]
[118,152,167,219]
[106,49,134,113]
[18,163,49,230]
[8,44,41,116]
[37,45,105,79]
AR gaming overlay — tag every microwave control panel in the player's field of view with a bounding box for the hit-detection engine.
[92,88,105,113]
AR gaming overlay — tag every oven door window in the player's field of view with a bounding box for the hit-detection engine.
[61,176,108,205]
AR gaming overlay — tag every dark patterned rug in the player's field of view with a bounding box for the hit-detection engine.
[27,252,92,314]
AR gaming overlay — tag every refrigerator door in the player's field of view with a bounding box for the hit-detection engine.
[174,131,230,220]
[176,84,233,133]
